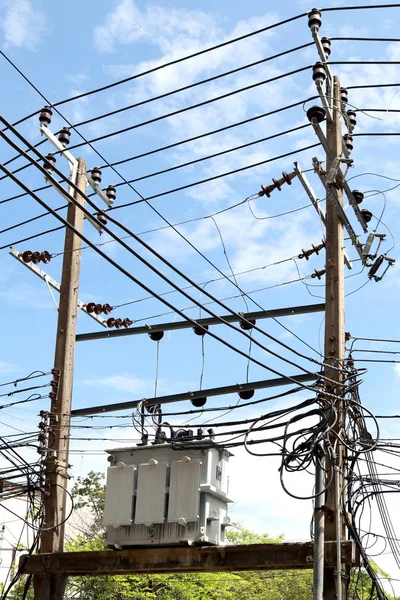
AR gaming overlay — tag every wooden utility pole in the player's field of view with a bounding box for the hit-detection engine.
[34,158,87,600]
[323,76,347,600]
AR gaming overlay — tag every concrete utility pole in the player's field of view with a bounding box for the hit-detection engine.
[34,158,87,600]
[323,76,347,600]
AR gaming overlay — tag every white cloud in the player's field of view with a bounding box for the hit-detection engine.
[0,360,19,374]
[0,281,53,309]
[0,0,48,51]
[79,374,153,394]
[229,447,312,540]
[93,0,146,53]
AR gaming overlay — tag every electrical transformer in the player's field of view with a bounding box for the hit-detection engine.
[103,441,232,547]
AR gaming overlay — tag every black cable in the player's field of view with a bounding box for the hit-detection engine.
[0,54,336,372]
[0,98,315,205]
[72,45,314,129]
[0,156,332,394]
[60,66,312,153]
[0,197,314,252]
[332,36,400,42]
[3,1,400,124]
[0,205,66,237]
[0,144,319,251]
[111,256,297,310]
[0,142,319,236]
[354,132,400,136]
[0,116,310,210]
[0,383,50,399]
[0,48,325,353]
[108,144,320,210]
[45,62,400,157]
[0,225,65,250]
[1,122,334,378]
[0,371,50,389]
[0,12,308,120]
[0,144,324,365]
[112,274,315,325]
[95,100,317,170]
[324,3,400,10]
[0,394,49,410]
[96,123,311,186]
[348,82,400,90]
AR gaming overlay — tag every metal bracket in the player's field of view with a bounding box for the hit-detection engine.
[325,157,353,187]
[311,28,333,112]
[87,174,114,209]
[319,505,335,523]
[40,124,102,233]
[294,162,326,226]
[294,162,352,270]
[313,158,367,266]
[9,247,108,328]
[363,233,386,261]
[43,274,59,311]
[310,123,368,233]
[315,79,333,123]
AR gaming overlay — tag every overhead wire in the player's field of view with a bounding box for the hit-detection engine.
[1,117,328,365]
[0,11,310,124]
[2,2,400,124]
[0,147,338,396]
[0,46,328,365]
[0,371,51,389]
[0,106,315,204]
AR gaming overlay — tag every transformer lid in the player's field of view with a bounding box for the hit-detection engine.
[106,439,233,456]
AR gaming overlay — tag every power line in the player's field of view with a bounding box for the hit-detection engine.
[332,36,400,42]
[3,3,400,124]
[96,99,316,170]
[49,62,400,156]
[351,336,400,344]
[101,257,298,309]
[0,195,316,253]
[0,159,331,395]
[0,142,319,237]
[0,47,324,337]
[0,47,347,382]
[0,371,51,389]
[119,275,316,325]
[0,64,313,179]
[0,12,308,120]
[324,3,400,11]
[0,225,65,251]
[348,82,400,90]
[0,98,315,205]
[97,124,311,186]
[61,66,312,153]
[0,121,343,385]
[108,144,320,210]
[72,45,314,129]
[0,97,316,204]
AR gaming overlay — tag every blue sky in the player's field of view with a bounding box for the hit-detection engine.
[1,0,400,589]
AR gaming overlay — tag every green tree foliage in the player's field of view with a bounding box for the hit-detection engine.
[7,472,397,599]
[63,472,313,600]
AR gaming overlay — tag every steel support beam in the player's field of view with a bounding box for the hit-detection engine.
[71,372,320,417]
[76,303,325,342]
[21,541,357,576]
